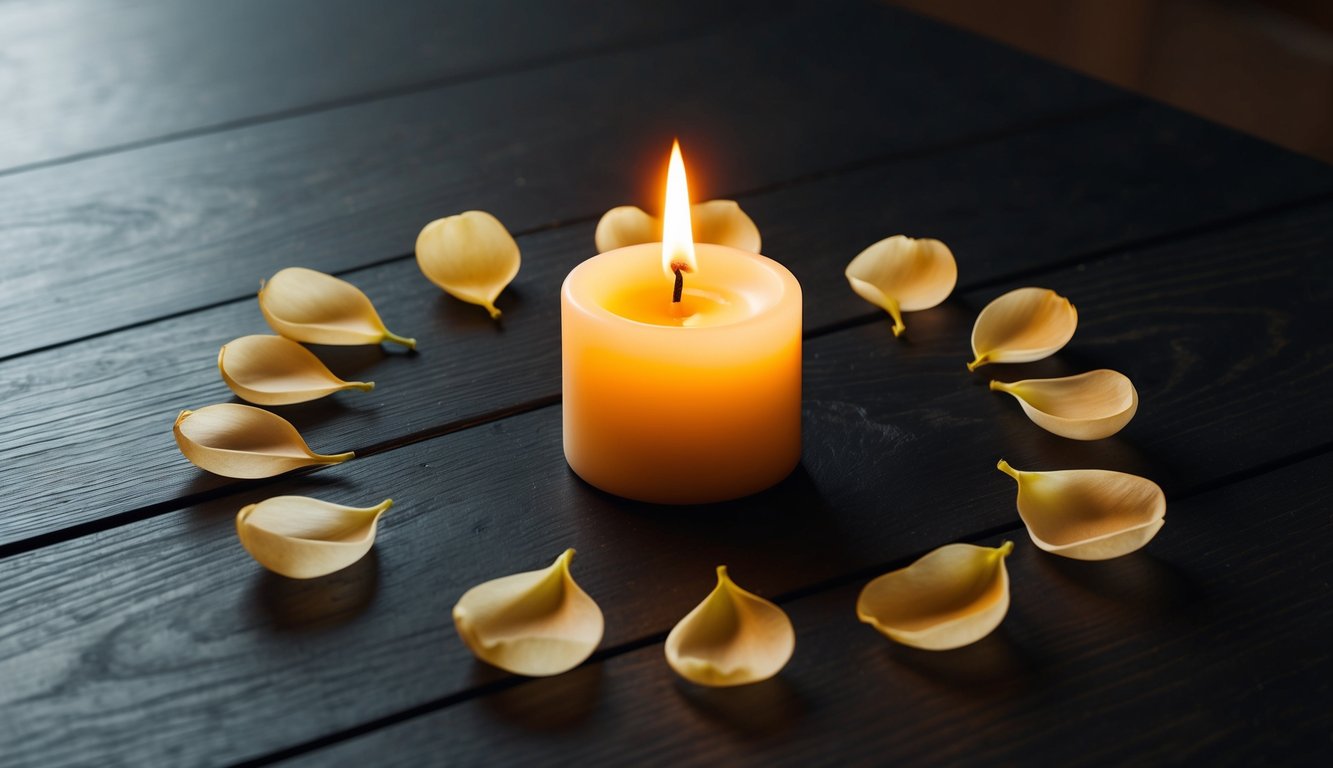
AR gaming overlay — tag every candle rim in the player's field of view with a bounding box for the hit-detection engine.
[563,242,799,332]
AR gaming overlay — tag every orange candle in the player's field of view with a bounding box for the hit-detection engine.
[561,143,802,503]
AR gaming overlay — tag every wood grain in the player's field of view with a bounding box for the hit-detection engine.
[0,0,772,172]
[1,201,1329,765]
[3,103,1329,549]
[291,450,1333,767]
[0,0,1122,359]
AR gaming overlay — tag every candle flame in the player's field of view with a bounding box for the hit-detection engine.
[662,140,697,280]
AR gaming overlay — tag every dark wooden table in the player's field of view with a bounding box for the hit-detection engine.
[2,1,1330,765]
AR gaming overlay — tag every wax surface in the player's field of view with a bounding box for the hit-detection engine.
[561,243,802,504]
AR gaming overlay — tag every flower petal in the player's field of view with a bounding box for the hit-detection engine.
[990,369,1138,440]
[237,496,391,579]
[218,334,374,406]
[845,235,958,336]
[259,267,415,348]
[594,201,762,253]
[997,460,1165,560]
[173,403,354,478]
[665,566,794,686]
[691,200,761,253]
[415,210,521,319]
[969,287,1076,370]
[594,205,659,253]
[453,549,604,677]
[857,542,1013,650]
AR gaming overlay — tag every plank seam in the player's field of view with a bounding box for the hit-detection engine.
[234,437,1333,767]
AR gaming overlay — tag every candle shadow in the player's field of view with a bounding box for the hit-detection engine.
[568,464,863,602]
[587,464,844,549]
[473,663,604,731]
[249,549,380,632]
[673,675,807,735]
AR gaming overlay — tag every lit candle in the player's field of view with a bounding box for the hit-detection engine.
[561,142,802,504]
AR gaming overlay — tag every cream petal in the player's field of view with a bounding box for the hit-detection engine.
[237,496,391,579]
[997,460,1165,560]
[691,200,762,253]
[845,235,958,336]
[415,210,521,319]
[990,369,1138,440]
[173,403,354,478]
[259,267,415,348]
[857,542,1013,650]
[968,287,1077,371]
[594,205,659,253]
[218,335,374,406]
[453,549,604,677]
[594,201,761,253]
[664,566,794,687]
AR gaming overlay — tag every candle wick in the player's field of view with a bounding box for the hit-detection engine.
[672,267,684,303]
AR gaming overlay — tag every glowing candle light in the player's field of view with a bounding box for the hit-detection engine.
[561,141,802,504]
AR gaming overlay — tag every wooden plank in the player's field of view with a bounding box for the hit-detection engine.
[0,0,1124,359]
[0,0,773,172]
[291,451,1333,767]
[1,202,1330,765]
[1,102,1329,549]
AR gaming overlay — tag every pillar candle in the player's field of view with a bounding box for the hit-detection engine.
[561,240,801,503]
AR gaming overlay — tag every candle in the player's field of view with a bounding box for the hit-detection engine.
[561,142,802,504]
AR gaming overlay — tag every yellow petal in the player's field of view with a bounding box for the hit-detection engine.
[237,496,391,579]
[990,369,1138,440]
[453,549,604,677]
[857,542,1013,650]
[593,200,761,253]
[997,460,1165,560]
[173,403,354,478]
[968,287,1076,371]
[259,267,415,348]
[594,205,659,253]
[691,200,761,253]
[218,335,374,406]
[845,235,958,336]
[664,566,794,687]
[415,210,521,319]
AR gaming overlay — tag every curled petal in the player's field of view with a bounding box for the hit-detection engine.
[997,460,1165,560]
[857,542,1013,650]
[259,267,415,348]
[845,235,958,336]
[453,549,604,677]
[594,205,659,253]
[991,369,1138,440]
[691,200,761,254]
[237,496,391,579]
[415,210,521,319]
[665,566,794,686]
[173,403,353,478]
[218,335,373,405]
[969,287,1076,371]
[594,200,761,253]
